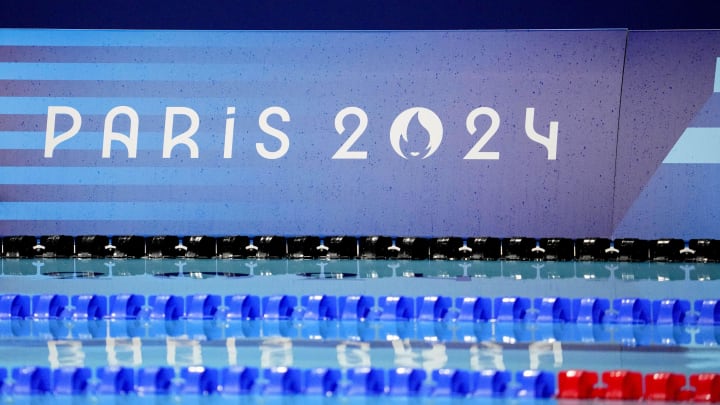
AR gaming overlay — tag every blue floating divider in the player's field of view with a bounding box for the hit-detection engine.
[494,297,531,322]
[225,295,261,320]
[96,366,135,394]
[304,368,341,396]
[31,294,68,319]
[456,297,492,322]
[262,296,297,320]
[221,366,259,394]
[535,297,572,323]
[572,298,610,324]
[378,296,415,321]
[696,299,720,325]
[0,368,6,393]
[416,296,452,321]
[388,368,427,396]
[346,368,385,396]
[473,370,511,397]
[263,367,304,395]
[338,295,374,321]
[136,367,174,395]
[185,294,221,320]
[181,367,219,395]
[53,367,91,395]
[301,295,338,320]
[432,369,472,397]
[71,295,107,320]
[0,294,30,319]
[12,367,52,395]
[1,292,715,332]
[653,299,691,325]
[148,295,184,320]
[515,370,556,398]
[109,294,145,319]
[613,298,652,324]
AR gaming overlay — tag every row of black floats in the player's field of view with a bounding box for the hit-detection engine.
[1,235,719,262]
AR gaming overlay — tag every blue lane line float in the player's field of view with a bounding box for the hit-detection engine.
[0,294,30,319]
[535,297,572,323]
[613,298,652,324]
[181,366,219,395]
[263,367,304,395]
[346,368,385,396]
[185,294,221,320]
[378,296,414,321]
[304,368,341,396]
[96,366,135,394]
[71,295,107,320]
[516,370,556,399]
[338,295,374,321]
[573,298,610,324]
[473,370,511,397]
[108,294,144,319]
[53,367,91,395]
[494,297,531,322]
[696,299,720,325]
[12,367,52,395]
[136,367,174,395]
[31,294,68,319]
[220,366,259,394]
[388,368,427,396]
[262,295,297,320]
[432,369,472,397]
[301,295,338,320]
[1,293,718,328]
[455,297,492,322]
[0,366,582,399]
[148,295,184,320]
[225,295,261,320]
[653,299,691,325]
[416,296,452,322]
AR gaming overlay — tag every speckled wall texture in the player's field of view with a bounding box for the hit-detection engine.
[0,29,717,239]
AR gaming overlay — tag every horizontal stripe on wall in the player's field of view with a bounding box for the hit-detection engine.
[663,127,720,164]
[0,167,263,186]
[0,30,418,47]
[0,202,271,221]
[0,184,284,203]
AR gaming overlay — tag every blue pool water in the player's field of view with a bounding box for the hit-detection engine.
[1,259,719,402]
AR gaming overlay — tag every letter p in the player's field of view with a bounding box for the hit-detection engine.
[45,106,82,158]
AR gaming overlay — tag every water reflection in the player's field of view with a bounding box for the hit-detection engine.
[1,259,717,282]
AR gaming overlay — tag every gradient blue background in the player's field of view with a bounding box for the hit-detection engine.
[0,30,626,237]
[1,2,719,239]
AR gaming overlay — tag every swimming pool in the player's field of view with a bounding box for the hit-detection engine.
[1,258,719,402]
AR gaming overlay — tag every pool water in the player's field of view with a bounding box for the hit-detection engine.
[1,259,719,402]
